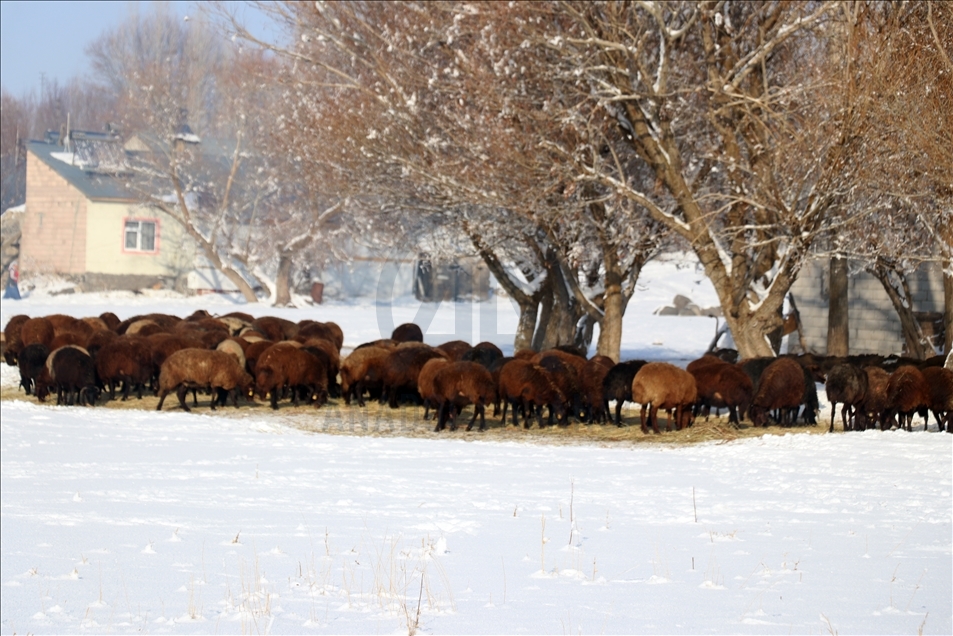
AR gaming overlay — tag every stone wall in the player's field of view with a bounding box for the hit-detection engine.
[20,151,89,275]
[790,259,945,355]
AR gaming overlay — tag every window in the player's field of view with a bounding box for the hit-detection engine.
[124,219,157,252]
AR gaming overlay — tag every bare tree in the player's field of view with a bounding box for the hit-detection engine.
[827,1,952,358]
[223,1,671,357]
[528,1,869,358]
[88,8,280,302]
[0,90,30,213]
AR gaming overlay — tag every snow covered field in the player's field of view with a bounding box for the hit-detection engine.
[2,257,951,634]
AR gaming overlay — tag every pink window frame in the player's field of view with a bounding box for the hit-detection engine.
[121,217,161,255]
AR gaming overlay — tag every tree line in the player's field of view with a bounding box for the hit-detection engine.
[1,1,950,360]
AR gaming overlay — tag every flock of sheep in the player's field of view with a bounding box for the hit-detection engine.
[3,310,952,434]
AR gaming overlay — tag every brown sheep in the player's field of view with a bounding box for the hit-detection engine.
[380,345,449,408]
[116,313,180,334]
[255,343,328,409]
[323,322,345,351]
[156,349,254,412]
[44,314,78,333]
[48,330,88,352]
[432,361,497,432]
[85,328,118,359]
[355,338,399,351]
[921,367,953,432]
[300,337,341,396]
[3,314,31,365]
[437,340,473,361]
[885,365,930,431]
[80,316,111,333]
[125,319,158,336]
[96,336,153,401]
[147,333,205,374]
[825,363,869,432]
[536,355,581,424]
[686,354,727,374]
[461,342,505,369]
[340,346,391,406]
[689,360,753,427]
[296,321,344,351]
[858,367,891,431]
[748,358,805,427]
[417,357,452,420]
[581,355,615,424]
[488,356,516,416]
[392,322,424,343]
[98,312,121,331]
[631,362,697,434]
[20,317,55,348]
[252,316,298,342]
[513,349,536,360]
[185,309,213,321]
[498,359,568,429]
[244,339,276,375]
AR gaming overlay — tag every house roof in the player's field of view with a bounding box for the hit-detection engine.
[27,137,138,203]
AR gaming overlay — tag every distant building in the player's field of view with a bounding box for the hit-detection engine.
[19,131,195,291]
[789,258,945,355]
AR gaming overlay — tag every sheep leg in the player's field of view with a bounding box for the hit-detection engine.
[468,404,486,432]
[842,404,852,431]
[650,405,661,434]
[270,387,280,410]
[434,401,449,432]
[176,385,191,412]
[639,404,649,434]
[829,402,838,433]
[616,401,625,427]
[523,399,537,429]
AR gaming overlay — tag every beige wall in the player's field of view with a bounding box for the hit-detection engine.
[84,202,194,277]
[20,151,87,275]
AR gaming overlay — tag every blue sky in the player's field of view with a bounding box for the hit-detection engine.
[0,1,278,97]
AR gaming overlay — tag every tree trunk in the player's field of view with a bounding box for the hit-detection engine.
[514,297,539,352]
[597,270,624,362]
[532,279,555,351]
[274,252,293,306]
[827,256,850,356]
[872,264,929,359]
[196,241,257,303]
[943,264,952,355]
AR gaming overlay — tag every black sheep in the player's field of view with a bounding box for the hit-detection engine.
[47,346,100,406]
[17,342,50,395]
[602,360,648,426]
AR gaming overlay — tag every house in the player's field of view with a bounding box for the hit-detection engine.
[19,130,195,292]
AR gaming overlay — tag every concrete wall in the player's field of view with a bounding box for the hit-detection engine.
[791,258,945,355]
[20,151,87,275]
[84,201,193,278]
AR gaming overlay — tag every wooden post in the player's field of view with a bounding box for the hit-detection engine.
[827,256,850,356]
